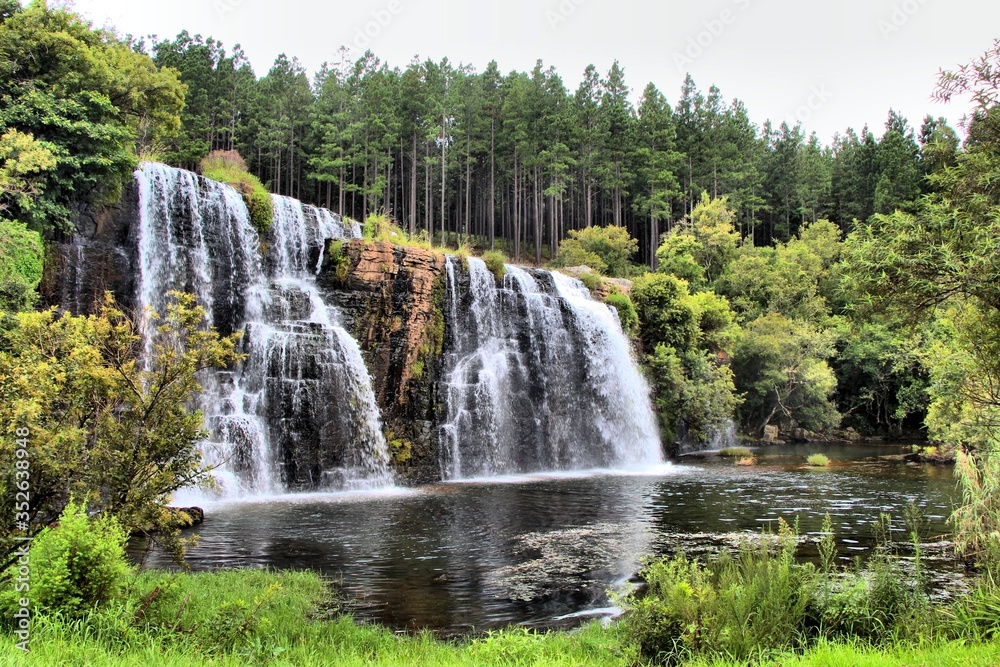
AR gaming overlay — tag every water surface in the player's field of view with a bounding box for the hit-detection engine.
[147,444,957,632]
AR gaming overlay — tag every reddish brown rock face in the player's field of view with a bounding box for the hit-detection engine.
[325,241,446,483]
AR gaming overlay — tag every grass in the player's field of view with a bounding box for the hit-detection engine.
[691,640,1000,667]
[719,446,754,458]
[199,150,273,235]
[2,567,999,666]
[807,454,832,467]
[482,250,508,282]
[735,456,758,466]
[0,569,634,666]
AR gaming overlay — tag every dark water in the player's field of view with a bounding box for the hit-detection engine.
[145,444,958,632]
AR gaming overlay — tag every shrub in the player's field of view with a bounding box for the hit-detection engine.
[552,225,639,278]
[578,270,601,293]
[0,219,44,312]
[454,244,472,270]
[325,239,350,286]
[606,293,638,335]
[809,515,929,642]
[621,519,816,664]
[807,454,832,467]
[483,250,508,283]
[199,150,273,235]
[952,450,1000,570]
[0,502,129,618]
[362,212,434,251]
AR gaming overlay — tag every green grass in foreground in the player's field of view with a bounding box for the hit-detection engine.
[1,569,998,666]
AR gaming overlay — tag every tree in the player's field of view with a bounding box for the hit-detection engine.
[551,225,639,277]
[664,192,739,283]
[0,129,56,216]
[732,313,840,434]
[0,293,242,569]
[0,1,184,232]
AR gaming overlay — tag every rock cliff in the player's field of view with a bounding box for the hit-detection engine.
[322,241,447,483]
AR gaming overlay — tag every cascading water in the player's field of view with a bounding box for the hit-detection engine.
[441,257,662,479]
[134,163,391,496]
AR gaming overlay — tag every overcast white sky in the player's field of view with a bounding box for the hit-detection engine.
[70,0,999,143]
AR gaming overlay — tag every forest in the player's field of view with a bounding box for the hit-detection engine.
[1,1,1000,665]
[140,32,950,267]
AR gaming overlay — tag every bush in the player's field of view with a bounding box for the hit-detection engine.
[325,239,350,286]
[578,270,601,293]
[483,250,508,283]
[807,454,832,467]
[199,150,273,235]
[621,519,817,664]
[606,293,637,334]
[0,502,129,618]
[361,212,434,251]
[0,219,43,312]
[552,225,639,278]
[809,515,928,642]
[952,450,1000,570]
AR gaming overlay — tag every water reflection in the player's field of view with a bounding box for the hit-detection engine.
[144,444,957,631]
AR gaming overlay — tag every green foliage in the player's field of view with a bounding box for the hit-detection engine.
[199,150,273,234]
[0,567,637,666]
[324,239,350,286]
[952,450,1000,571]
[715,242,830,325]
[632,273,699,352]
[482,250,508,283]
[0,1,184,232]
[663,192,740,284]
[0,218,43,312]
[686,290,741,354]
[0,292,242,569]
[732,313,840,434]
[809,515,928,643]
[552,225,639,278]
[655,234,706,287]
[647,344,740,445]
[832,321,928,433]
[578,270,601,293]
[0,129,56,215]
[605,293,637,334]
[0,502,128,618]
[634,272,743,444]
[621,520,816,665]
[718,447,753,458]
[362,212,435,251]
[807,454,831,467]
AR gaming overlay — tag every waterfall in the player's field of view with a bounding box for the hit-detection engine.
[134,163,391,495]
[441,257,662,479]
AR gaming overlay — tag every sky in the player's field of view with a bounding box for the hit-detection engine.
[70,0,1000,143]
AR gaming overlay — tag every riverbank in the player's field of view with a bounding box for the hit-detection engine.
[3,568,998,666]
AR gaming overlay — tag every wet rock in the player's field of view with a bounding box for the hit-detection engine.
[763,425,780,444]
[323,241,446,484]
[175,506,205,526]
